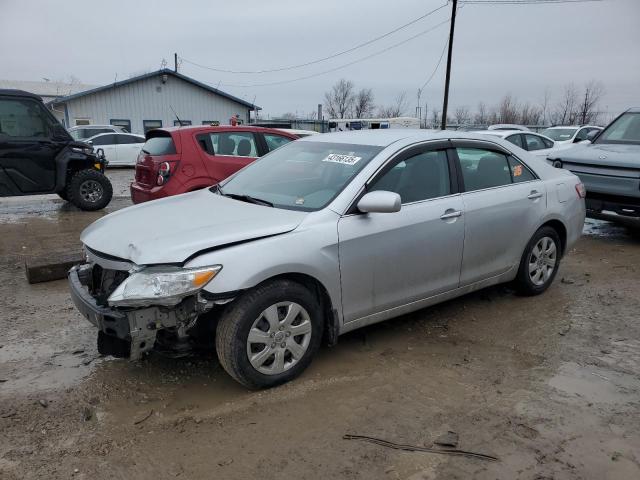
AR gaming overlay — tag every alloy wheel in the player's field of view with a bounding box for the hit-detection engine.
[79,180,104,203]
[528,236,557,286]
[246,301,312,375]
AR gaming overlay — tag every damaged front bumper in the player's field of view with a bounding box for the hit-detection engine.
[68,264,206,360]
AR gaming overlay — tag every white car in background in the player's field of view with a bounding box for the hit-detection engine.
[69,124,128,141]
[87,132,145,167]
[541,125,602,145]
[487,124,531,132]
[476,130,557,158]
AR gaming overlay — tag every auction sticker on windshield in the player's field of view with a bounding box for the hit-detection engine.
[322,153,362,165]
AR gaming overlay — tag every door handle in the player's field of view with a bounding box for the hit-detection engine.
[440,210,462,220]
[527,191,543,200]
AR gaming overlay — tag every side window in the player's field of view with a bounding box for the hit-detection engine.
[508,156,536,183]
[117,135,144,144]
[0,98,53,138]
[91,134,117,146]
[110,119,131,133]
[574,128,589,141]
[143,120,162,134]
[506,134,523,148]
[524,134,547,151]
[264,134,293,151]
[457,148,511,191]
[370,150,451,204]
[203,132,258,157]
[542,137,554,148]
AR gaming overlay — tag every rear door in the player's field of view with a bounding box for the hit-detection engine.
[196,130,259,182]
[0,95,65,195]
[90,134,118,165]
[452,141,546,285]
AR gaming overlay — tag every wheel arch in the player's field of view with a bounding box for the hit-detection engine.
[250,272,340,347]
[539,218,567,256]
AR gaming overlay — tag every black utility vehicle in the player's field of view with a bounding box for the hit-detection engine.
[0,89,112,210]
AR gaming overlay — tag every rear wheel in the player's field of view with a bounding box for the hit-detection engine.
[67,169,113,211]
[514,226,561,295]
[216,280,323,389]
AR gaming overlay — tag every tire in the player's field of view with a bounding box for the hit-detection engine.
[67,169,113,211]
[514,226,561,296]
[216,279,323,389]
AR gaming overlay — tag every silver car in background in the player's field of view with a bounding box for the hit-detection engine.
[69,130,586,388]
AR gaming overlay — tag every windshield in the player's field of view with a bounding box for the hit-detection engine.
[69,130,82,140]
[595,113,640,145]
[541,128,578,141]
[218,141,383,211]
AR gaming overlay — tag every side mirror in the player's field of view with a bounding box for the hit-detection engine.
[357,190,401,214]
[586,130,599,141]
[86,140,93,145]
[96,148,105,160]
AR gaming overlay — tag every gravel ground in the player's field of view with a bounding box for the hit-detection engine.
[1,188,639,480]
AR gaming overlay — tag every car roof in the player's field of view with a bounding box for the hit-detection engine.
[69,125,120,130]
[0,89,42,101]
[626,108,640,113]
[298,129,536,147]
[158,125,299,138]
[87,132,144,140]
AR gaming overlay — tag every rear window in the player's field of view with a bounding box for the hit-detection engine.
[142,136,176,155]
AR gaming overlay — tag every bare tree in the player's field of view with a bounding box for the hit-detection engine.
[430,108,440,128]
[378,91,409,118]
[474,102,488,125]
[540,87,551,125]
[353,88,375,119]
[324,79,355,119]
[280,112,297,120]
[454,106,470,125]
[577,80,605,125]
[553,83,579,125]
[519,102,542,126]
[497,94,519,124]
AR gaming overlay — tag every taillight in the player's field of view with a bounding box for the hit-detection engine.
[575,183,586,199]
[157,162,171,186]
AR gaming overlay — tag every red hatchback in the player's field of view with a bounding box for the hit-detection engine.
[131,126,298,204]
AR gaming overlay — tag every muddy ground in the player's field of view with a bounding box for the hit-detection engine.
[1,169,639,480]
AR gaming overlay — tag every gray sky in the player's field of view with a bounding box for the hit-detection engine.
[1,0,638,120]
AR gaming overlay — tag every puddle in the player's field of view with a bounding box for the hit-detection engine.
[549,361,639,405]
[583,217,638,239]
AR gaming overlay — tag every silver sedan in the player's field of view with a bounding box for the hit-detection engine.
[69,130,586,388]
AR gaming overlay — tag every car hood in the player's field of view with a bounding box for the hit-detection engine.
[81,190,307,265]
[550,143,640,169]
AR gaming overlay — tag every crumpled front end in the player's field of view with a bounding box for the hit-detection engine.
[68,248,220,360]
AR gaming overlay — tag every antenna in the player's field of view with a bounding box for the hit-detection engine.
[169,105,183,126]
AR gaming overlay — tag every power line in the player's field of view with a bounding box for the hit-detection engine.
[419,38,449,91]
[460,0,604,4]
[215,18,451,88]
[179,2,449,75]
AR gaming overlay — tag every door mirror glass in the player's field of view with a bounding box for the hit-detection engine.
[586,130,599,141]
[357,191,401,214]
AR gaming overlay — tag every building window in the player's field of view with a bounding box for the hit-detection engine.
[143,120,162,134]
[173,120,192,126]
[202,120,220,126]
[75,119,91,126]
[110,119,131,133]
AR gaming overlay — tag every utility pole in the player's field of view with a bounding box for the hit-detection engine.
[441,0,457,130]
[174,53,178,73]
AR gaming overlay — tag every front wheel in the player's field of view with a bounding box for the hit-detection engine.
[514,226,561,296]
[67,169,113,211]
[215,280,323,389]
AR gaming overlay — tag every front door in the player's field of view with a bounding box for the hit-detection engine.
[0,95,63,195]
[338,146,465,323]
[90,134,118,165]
[452,143,547,285]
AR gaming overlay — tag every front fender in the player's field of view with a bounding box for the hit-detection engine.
[185,211,344,324]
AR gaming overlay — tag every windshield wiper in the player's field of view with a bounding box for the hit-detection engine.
[221,191,273,207]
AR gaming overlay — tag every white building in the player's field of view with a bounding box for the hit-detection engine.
[50,69,259,134]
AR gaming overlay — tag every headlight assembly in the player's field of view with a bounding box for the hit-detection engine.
[108,265,222,307]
